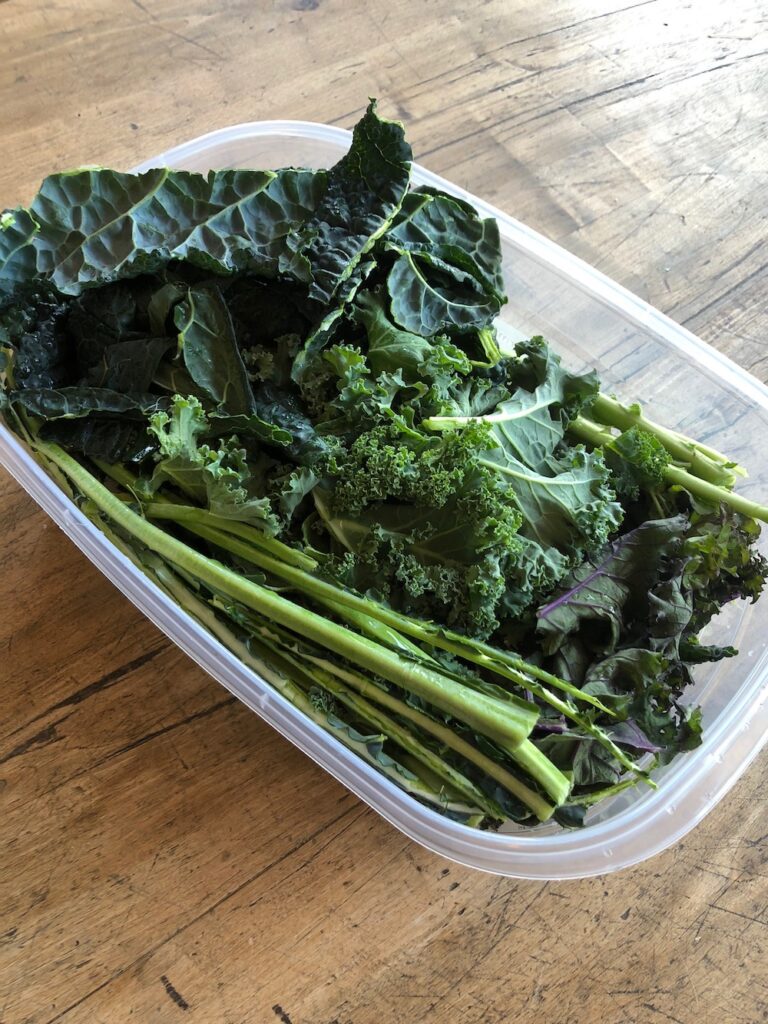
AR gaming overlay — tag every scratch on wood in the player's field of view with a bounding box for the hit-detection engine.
[160,975,190,1011]
[89,696,236,769]
[8,645,165,738]
[642,1002,686,1024]
[0,721,65,765]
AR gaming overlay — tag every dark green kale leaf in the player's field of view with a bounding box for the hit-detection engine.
[387,250,502,337]
[352,289,434,374]
[384,186,506,337]
[174,285,255,415]
[536,516,688,656]
[387,187,506,300]
[85,336,172,392]
[10,386,166,421]
[11,386,168,462]
[0,166,324,295]
[5,291,71,390]
[285,100,412,307]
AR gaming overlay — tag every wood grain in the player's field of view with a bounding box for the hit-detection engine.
[1,1,767,1022]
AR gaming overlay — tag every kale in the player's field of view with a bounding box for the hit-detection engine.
[2,102,766,832]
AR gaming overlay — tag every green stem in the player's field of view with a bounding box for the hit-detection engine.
[298,653,556,820]
[224,611,570,807]
[252,637,505,820]
[321,598,443,666]
[314,596,641,779]
[566,777,640,807]
[151,560,484,818]
[142,501,613,716]
[570,416,768,523]
[588,393,742,485]
[98,471,318,572]
[143,505,638,784]
[37,441,540,755]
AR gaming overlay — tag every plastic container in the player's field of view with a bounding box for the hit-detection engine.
[2,121,767,879]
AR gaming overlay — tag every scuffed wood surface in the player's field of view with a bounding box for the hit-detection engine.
[1,1,767,1022]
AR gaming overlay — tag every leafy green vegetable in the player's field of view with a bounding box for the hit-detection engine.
[174,285,255,414]
[536,517,687,656]
[286,100,412,306]
[2,102,767,834]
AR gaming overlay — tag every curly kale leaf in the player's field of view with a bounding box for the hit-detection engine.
[606,426,671,502]
[148,395,280,533]
[313,423,522,637]
[536,516,688,656]
[682,501,768,632]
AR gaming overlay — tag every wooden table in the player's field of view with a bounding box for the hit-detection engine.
[2,2,767,1022]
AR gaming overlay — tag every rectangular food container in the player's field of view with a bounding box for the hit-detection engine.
[2,121,767,879]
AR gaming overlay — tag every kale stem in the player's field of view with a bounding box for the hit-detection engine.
[566,777,640,807]
[37,440,544,756]
[588,393,742,485]
[570,416,768,523]
[151,557,482,817]
[296,652,556,820]
[250,634,506,819]
[143,502,614,715]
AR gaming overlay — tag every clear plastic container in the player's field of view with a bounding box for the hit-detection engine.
[2,121,767,879]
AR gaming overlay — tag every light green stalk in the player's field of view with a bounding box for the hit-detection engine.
[147,554,485,819]
[142,501,613,715]
[569,416,768,524]
[296,652,556,820]
[37,440,543,757]
[588,392,745,482]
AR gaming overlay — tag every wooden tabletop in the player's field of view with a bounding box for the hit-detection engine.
[2,2,767,1022]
